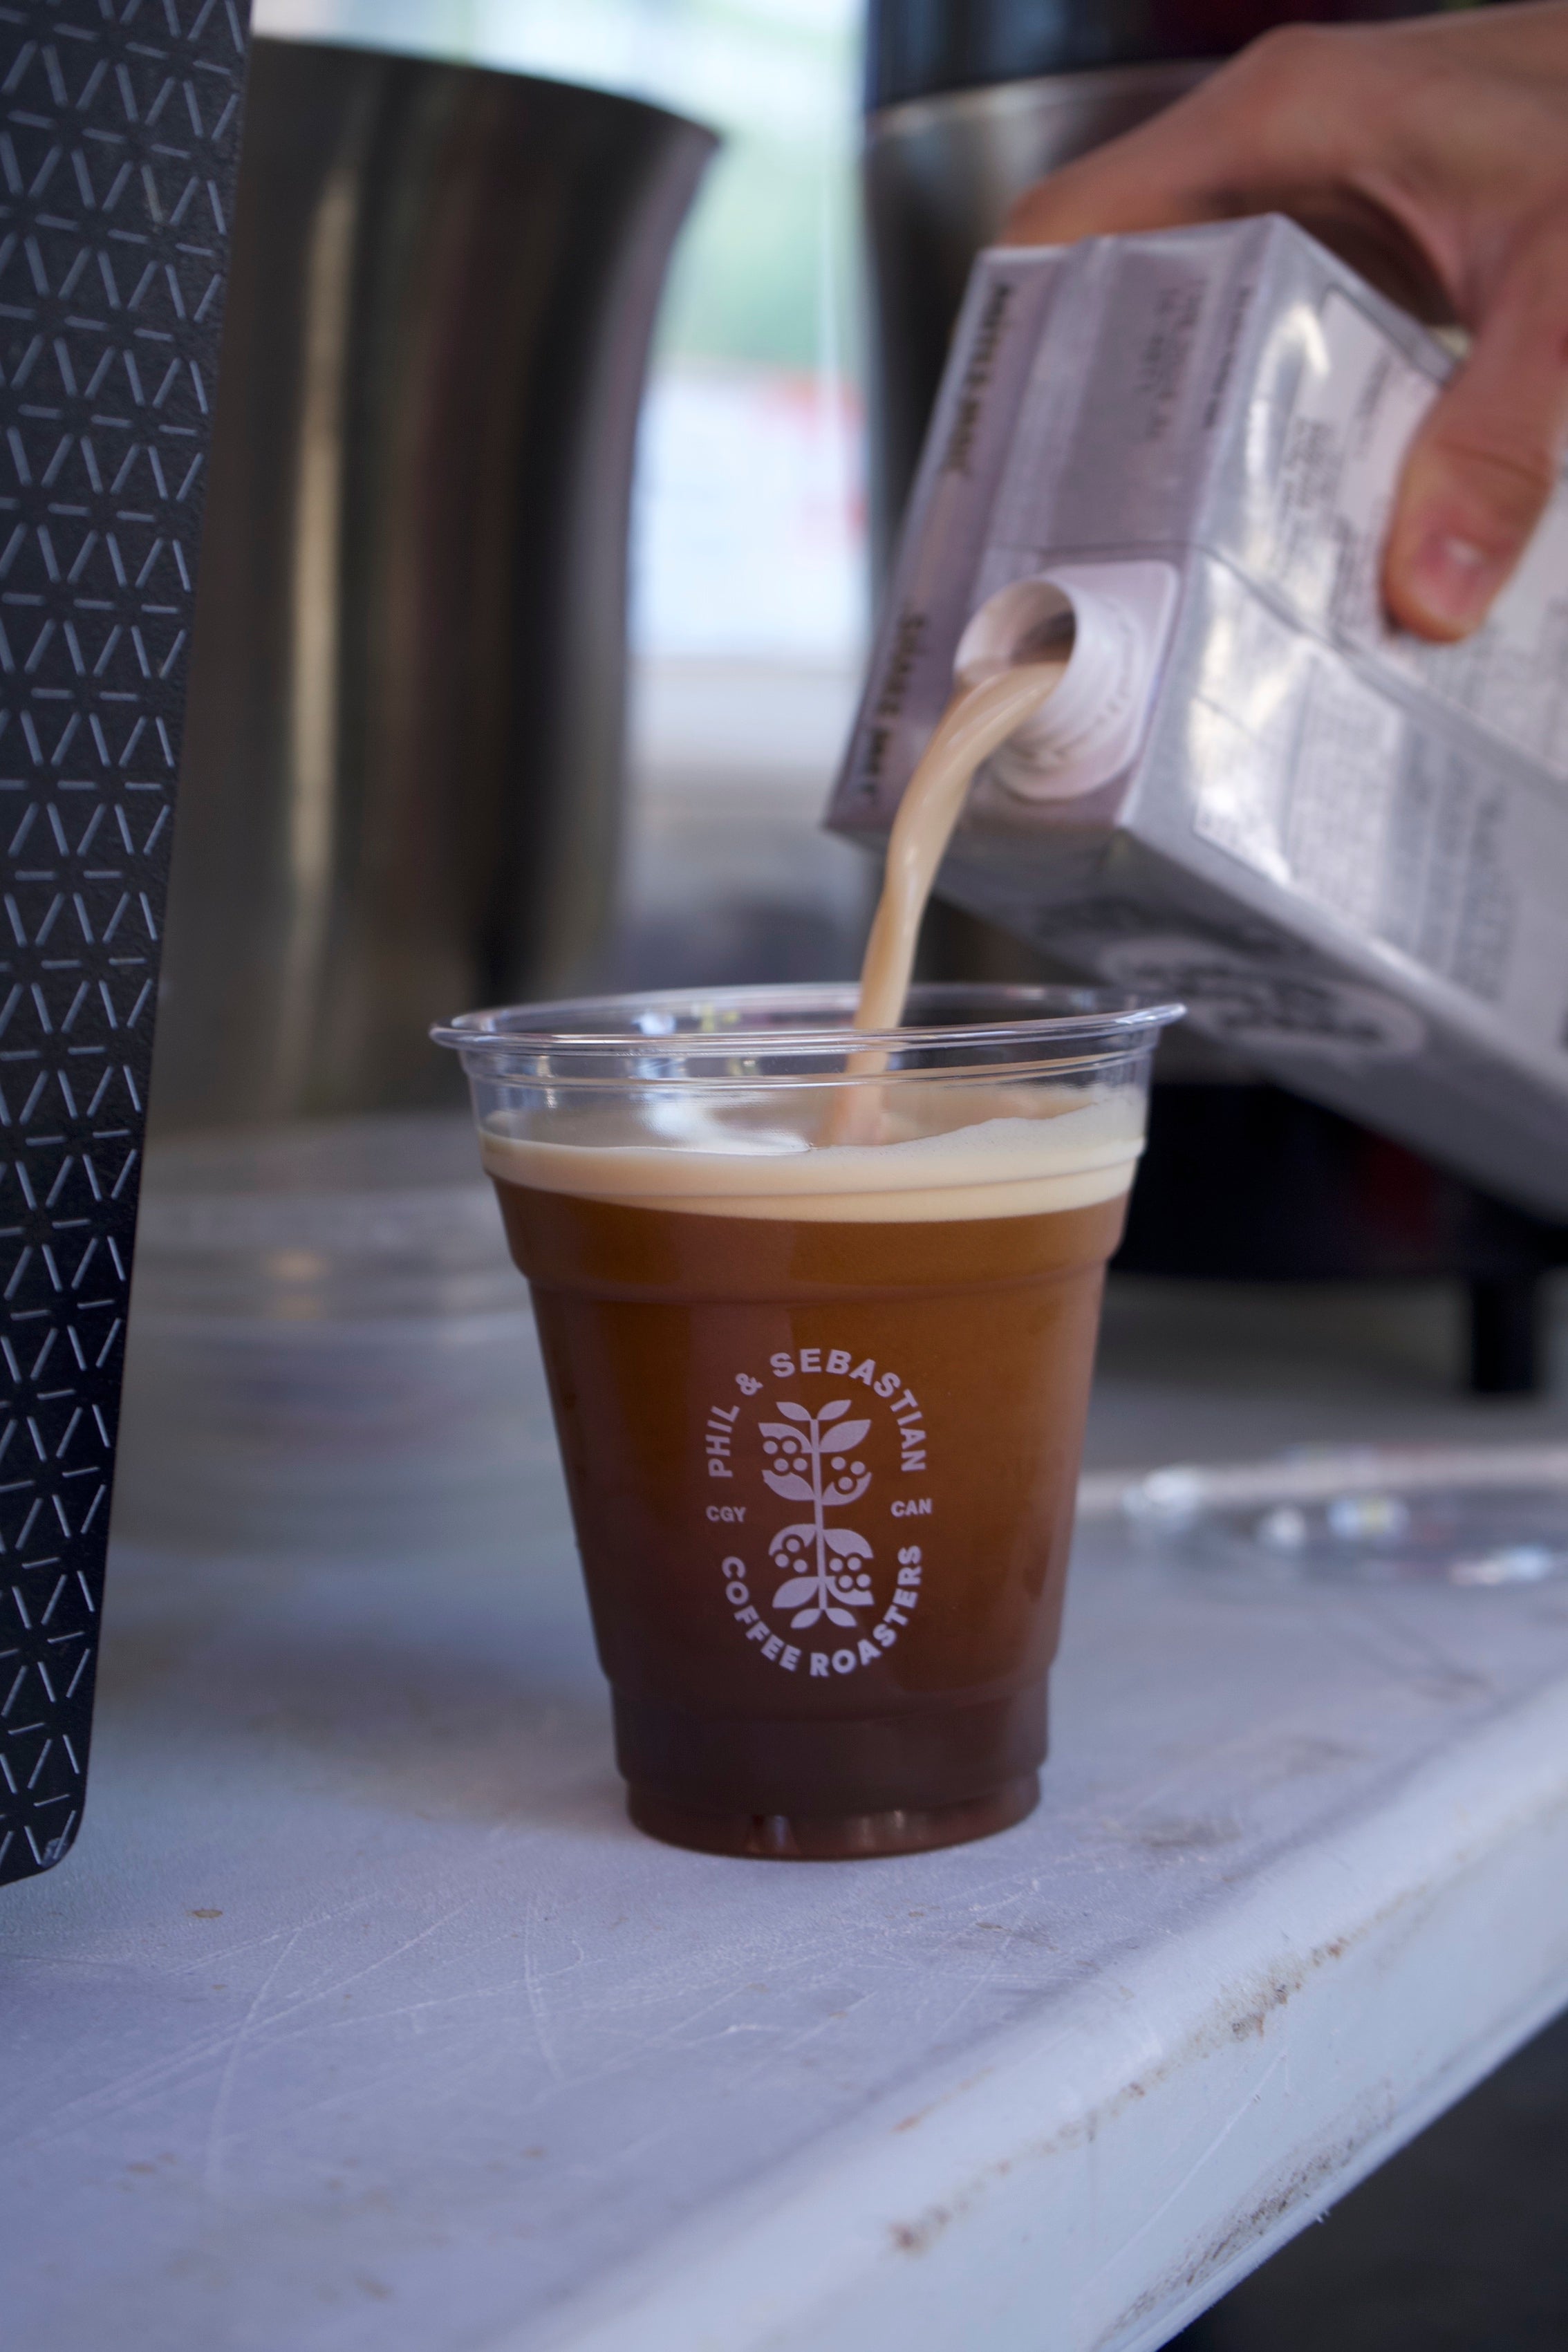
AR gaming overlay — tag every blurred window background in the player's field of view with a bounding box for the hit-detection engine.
[254,0,874,987]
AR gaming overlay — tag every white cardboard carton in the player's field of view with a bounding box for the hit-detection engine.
[828,216,1568,1219]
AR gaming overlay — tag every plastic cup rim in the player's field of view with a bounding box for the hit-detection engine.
[431,980,1185,1065]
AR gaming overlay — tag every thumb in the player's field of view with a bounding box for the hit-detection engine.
[1383,212,1568,641]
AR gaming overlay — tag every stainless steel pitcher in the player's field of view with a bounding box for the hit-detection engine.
[150,39,715,1132]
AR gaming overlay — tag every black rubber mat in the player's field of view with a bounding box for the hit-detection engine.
[0,0,249,1885]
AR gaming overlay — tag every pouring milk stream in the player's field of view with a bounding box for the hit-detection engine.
[826,617,1074,1144]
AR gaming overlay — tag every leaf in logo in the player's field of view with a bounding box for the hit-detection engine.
[771,1577,820,1610]
[763,1470,814,1501]
[824,1527,872,1559]
[740,1381,887,1651]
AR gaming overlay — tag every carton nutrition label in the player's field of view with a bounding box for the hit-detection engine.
[1269,292,1568,783]
[1190,566,1568,1046]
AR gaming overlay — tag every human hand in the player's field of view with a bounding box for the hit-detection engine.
[1004,3,1568,642]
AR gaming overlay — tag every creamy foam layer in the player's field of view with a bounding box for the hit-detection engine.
[480,1085,1142,1222]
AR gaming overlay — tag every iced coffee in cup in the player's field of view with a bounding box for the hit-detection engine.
[434,982,1179,1858]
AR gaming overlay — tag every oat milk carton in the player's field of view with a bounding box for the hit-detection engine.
[828,215,1568,1220]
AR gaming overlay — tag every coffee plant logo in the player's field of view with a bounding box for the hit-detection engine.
[703,1350,931,1679]
[761,1401,874,1630]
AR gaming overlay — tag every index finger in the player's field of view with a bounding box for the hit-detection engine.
[1002,111,1229,246]
[1000,23,1368,247]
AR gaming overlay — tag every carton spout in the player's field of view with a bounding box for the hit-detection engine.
[954,563,1179,801]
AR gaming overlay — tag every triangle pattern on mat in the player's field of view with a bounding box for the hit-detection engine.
[0,0,250,1887]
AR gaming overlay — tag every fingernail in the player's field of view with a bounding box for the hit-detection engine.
[1403,531,1506,635]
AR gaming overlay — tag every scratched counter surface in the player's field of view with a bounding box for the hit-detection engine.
[5,1280,1568,2352]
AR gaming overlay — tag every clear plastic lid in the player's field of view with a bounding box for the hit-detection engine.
[135,1114,517,1322]
[1115,1445,1568,1588]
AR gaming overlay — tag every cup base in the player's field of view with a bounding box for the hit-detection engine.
[625,1771,1040,1859]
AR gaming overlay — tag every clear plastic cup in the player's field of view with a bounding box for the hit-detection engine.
[434,982,1181,1858]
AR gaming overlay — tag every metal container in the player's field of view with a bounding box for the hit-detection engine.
[149,41,715,1134]
[829,218,1568,1225]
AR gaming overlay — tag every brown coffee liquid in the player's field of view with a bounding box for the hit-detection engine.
[496,1175,1126,1858]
